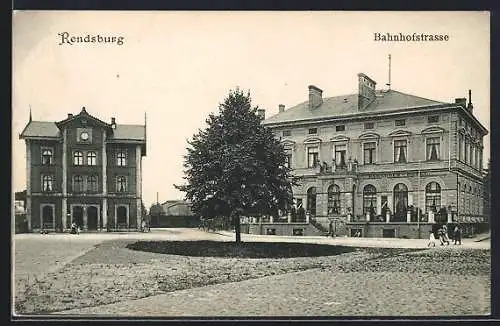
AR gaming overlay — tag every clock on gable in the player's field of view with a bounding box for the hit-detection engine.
[77,128,92,143]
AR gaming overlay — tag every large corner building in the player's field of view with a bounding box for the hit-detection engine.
[262,73,488,238]
[19,107,147,232]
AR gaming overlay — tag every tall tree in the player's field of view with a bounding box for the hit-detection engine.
[175,88,298,243]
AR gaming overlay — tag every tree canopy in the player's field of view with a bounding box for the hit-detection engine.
[175,88,298,242]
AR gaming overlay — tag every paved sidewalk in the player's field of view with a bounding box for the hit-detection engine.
[216,231,490,250]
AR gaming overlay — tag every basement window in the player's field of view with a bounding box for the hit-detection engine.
[293,228,304,236]
[266,228,276,235]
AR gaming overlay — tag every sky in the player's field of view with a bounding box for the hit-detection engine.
[12,11,490,208]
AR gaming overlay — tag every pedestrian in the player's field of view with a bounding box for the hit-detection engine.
[328,220,333,237]
[442,225,450,245]
[427,230,436,247]
[141,219,146,232]
[437,227,444,245]
[454,225,462,245]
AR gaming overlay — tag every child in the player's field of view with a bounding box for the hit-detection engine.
[428,230,436,247]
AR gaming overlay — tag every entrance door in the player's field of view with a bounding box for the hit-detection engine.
[42,205,54,229]
[87,206,98,230]
[72,206,84,227]
[117,206,128,228]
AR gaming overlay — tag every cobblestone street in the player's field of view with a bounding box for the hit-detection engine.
[13,228,491,317]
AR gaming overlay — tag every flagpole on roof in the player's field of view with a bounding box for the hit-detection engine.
[29,105,32,122]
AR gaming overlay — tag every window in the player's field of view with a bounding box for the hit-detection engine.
[307,146,319,168]
[87,175,98,192]
[334,144,347,168]
[426,137,440,161]
[116,150,127,167]
[307,187,317,216]
[363,142,376,164]
[465,139,469,164]
[394,140,408,163]
[459,134,465,161]
[73,175,84,192]
[308,128,317,135]
[428,115,439,123]
[327,184,341,215]
[393,183,408,221]
[395,119,406,127]
[41,175,53,192]
[362,185,377,217]
[73,151,84,166]
[41,148,53,165]
[469,144,474,167]
[336,125,345,132]
[87,151,97,166]
[116,176,127,192]
[283,130,291,137]
[266,228,277,235]
[425,182,441,213]
[284,152,292,169]
[459,117,463,126]
[364,122,375,130]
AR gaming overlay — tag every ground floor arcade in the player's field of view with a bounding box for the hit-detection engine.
[25,195,143,232]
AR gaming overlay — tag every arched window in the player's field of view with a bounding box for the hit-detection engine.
[73,151,84,166]
[87,175,98,192]
[327,184,341,215]
[393,183,408,221]
[42,175,53,192]
[116,150,127,167]
[425,182,441,213]
[73,175,84,192]
[41,148,53,165]
[307,187,317,216]
[87,151,97,166]
[363,185,377,218]
[116,176,127,192]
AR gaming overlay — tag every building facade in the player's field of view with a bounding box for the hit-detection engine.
[19,107,147,232]
[262,73,488,238]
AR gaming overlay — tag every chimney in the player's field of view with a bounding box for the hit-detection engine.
[308,85,323,110]
[111,117,117,129]
[257,109,266,120]
[279,104,285,113]
[67,113,73,119]
[455,98,467,109]
[357,73,377,110]
[467,89,474,112]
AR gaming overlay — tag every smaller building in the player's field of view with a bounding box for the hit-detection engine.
[149,200,200,228]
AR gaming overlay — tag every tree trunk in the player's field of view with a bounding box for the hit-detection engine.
[234,212,241,244]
